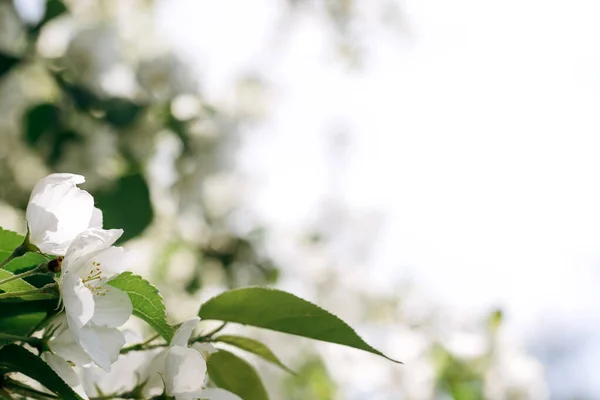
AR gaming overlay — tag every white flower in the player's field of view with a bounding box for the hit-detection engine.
[26,173,102,255]
[81,330,157,397]
[192,342,218,360]
[144,317,207,399]
[144,318,238,400]
[46,315,93,367]
[42,315,91,399]
[58,228,132,371]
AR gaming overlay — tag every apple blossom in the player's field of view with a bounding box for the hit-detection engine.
[81,330,158,397]
[58,228,132,371]
[41,315,91,399]
[192,342,218,360]
[143,317,207,399]
[26,173,102,255]
[143,317,238,400]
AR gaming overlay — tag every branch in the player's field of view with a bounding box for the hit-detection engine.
[193,322,227,343]
[0,263,52,287]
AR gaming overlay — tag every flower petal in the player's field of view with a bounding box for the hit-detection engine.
[91,286,132,327]
[89,207,103,229]
[78,325,125,372]
[62,274,95,332]
[25,203,58,250]
[201,388,243,400]
[26,173,95,255]
[41,352,80,387]
[142,349,169,398]
[81,342,152,398]
[73,384,90,400]
[165,346,207,397]
[47,315,92,366]
[176,393,205,400]
[191,342,217,360]
[92,246,127,280]
[171,317,200,347]
[63,229,123,274]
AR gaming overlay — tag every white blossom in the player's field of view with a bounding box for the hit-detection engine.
[26,173,102,255]
[144,317,237,400]
[42,315,91,399]
[81,330,157,397]
[58,228,132,371]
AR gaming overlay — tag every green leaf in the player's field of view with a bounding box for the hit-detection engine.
[0,227,27,260]
[213,335,295,374]
[0,270,35,292]
[0,228,54,298]
[0,314,45,347]
[108,272,174,341]
[0,301,51,346]
[0,344,84,399]
[208,349,269,400]
[198,287,400,363]
[94,173,154,243]
[0,228,47,273]
[0,311,45,338]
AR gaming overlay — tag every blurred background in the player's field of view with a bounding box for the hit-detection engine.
[1,0,600,398]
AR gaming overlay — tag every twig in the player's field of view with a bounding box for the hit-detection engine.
[120,341,168,355]
[195,322,227,342]
[0,263,50,287]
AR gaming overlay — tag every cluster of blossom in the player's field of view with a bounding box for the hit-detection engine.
[19,173,239,400]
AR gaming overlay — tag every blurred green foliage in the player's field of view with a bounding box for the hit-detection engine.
[434,344,486,400]
[95,173,153,243]
[0,0,278,292]
[283,356,337,400]
[0,1,548,398]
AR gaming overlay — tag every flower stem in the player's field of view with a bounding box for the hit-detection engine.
[0,263,49,287]
[120,340,168,354]
[195,322,227,342]
[0,283,58,300]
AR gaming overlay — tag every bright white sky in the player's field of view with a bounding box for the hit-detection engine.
[158,0,600,396]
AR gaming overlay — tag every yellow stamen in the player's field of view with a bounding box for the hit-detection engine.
[82,260,107,296]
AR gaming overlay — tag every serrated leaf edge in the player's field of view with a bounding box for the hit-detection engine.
[199,286,401,364]
[108,272,174,341]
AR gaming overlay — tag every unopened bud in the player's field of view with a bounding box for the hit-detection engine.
[48,256,64,273]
